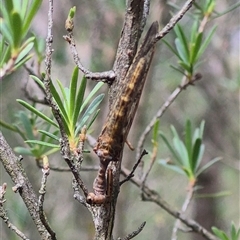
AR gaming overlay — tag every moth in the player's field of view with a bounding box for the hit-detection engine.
[87,22,159,204]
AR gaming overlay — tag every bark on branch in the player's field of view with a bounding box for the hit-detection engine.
[0,132,52,239]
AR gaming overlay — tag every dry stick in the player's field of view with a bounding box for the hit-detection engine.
[0,132,52,239]
[48,165,99,172]
[38,163,56,240]
[121,167,217,240]
[141,142,158,187]
[63,32,115,83]
[136,74,201,160]
[155,0,195,41]
[44,0,89,198]
[120,221,146,240]
[120,150,148,186]
[171,184,195,240]
[0,183,30,240]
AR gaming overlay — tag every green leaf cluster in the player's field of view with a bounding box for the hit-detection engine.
[194,0,216,17]
[163,22,216,78]
[0,0,42,77]
[0,109,59,158]
[48,67,104,149]
[212,222,240,240]
[159,120,220,184]
[0,67,104,158]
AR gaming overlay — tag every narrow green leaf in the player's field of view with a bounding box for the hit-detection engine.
[76,94,105,134]
[22,0,43,37]
[173,138,189,167]
[199,120,205,138]
[69,67,79,117]
[38,130,59,141]
[162,39,181,59]
[20,36,36,51]
[30,75,45,89]
[17,99,58,128]
[11,11,22,49]
[50,81,69,123]
[13,54,33,70]
[14,0,22,15]
[191,138,202,171]
[194,144,205,171]
[175,38,188,63]
[195,191,231,198]
[14,147,33,156]
[196,157,221,176]
[193,2,204,14]
[80,82,104,111]
[18,111,35,140]
[185,119,192,161]
[214,2,240,18]
[19,0,29,20]
[212,227,229,240]
[0,120,19,132]
[56,79,70,113]
[231,222,240,240]
[4,0,13,13]
[33,36,45,59]
[197,26,217,60]
[39,123,51,142]
[73,76,87,126]
[61,114,71,137]
[43,147,60,157]
[190,21,198,44]
[190,32,203,64]
[86,109,100,130]
[174,24,189,61]
[12,124,28,141]
[158,159,185,175]
[0,20,14,46]
[15,42,34,64]
[178,61,191,73]
[152,120,160,143]
[25,140,60,148]
[170,65,186,75]
[160,132,182,164]
[0,39,11,67]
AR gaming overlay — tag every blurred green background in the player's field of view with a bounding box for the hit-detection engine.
[0,0,239,239]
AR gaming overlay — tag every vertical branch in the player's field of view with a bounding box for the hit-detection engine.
[44,0,67,139]
[0,132,52,239]
[44,0,89,199]
[171,184,195,240]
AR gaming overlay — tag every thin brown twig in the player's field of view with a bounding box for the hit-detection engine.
[0,183,30,240]
[63,31,115,83]
[155,0,195,41]
[0,132,52,238]
[23,65,46,94]
[121,167,217,240]
[120,149,148,186]
[38,160,56,240]
[171,183,195,240]
[48,165,99,172]
[44,0,89,199]
[119,221,146,240]
[141,143,158,187]
[136,73,201,160]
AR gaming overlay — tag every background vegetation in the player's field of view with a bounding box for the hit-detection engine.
[0,0,239,239]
